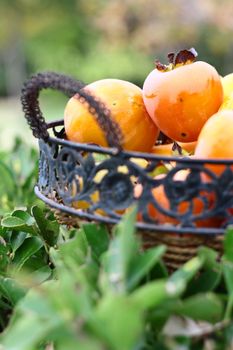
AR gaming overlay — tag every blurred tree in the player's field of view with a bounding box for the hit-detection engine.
[95,0,233,75]
[1,0,233,96]
[0,1,26,96]
[0,0,101,95]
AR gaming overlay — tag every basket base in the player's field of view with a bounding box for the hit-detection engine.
[142,231,223,270]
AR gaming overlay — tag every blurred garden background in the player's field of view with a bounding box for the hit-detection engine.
[1,0,233,149]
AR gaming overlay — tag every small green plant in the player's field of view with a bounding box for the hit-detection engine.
[0,205,232,350]
[0,138,233,349]
[0,205,60,330]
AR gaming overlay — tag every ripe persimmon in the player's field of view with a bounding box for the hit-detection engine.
[219,95,233,111]
[143,49,223,142]
[194,110,233,175]
[219,73,233,111]
[221,72,233,97]
[135,171,221,228]
[64,79,159,152]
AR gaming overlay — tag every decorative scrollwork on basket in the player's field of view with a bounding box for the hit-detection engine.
[38,138,233,231]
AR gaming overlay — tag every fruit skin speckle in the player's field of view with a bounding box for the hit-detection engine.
[143,60,223,142]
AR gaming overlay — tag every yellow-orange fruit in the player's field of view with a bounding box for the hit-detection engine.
[64,79,159,152]
[194,110,233,175]
[218,73,233,111]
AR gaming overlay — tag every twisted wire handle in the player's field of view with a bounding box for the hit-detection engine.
[21,72,123,149]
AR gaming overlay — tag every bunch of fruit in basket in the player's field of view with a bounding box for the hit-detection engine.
[63,48,233,226]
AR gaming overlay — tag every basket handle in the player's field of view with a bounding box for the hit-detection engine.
[21,72,123,149]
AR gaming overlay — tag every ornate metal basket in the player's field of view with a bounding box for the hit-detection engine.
[21,72,233,270]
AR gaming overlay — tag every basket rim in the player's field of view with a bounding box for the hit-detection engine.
[35,185,228,236]
[46,119,233,164]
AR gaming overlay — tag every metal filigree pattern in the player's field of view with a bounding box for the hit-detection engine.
[37,127,233,235]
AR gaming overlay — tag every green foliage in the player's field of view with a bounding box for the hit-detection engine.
[0,205,232,349]
[0,138,41,214]
[0,139,233,349]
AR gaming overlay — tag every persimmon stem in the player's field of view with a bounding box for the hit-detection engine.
[155,48,198,71]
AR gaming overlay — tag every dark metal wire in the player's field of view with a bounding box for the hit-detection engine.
[34,186,226,235]
[36,131,233,236]
[21,72,123,148]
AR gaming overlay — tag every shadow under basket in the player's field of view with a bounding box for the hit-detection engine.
[21,72,233,270]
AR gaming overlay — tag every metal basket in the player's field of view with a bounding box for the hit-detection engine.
[21,72,233,270]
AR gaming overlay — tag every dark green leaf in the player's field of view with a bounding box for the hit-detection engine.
[175,293,223,323]
[1,216,27,229]
[186,269,222,295]
[22,255,48,273]
[32,205,59,246]
[0,242,10,272]
[0,277,26,305]
[224,227,233,262]
[127,245,166,290]
[1,216,35,234]
[12,210,35,226]
[148,301,175,331]
[223,261,233,295]
[82,223,109,259]
[10,231,28,254]
[13,237,44,271]
[186,247,222,295]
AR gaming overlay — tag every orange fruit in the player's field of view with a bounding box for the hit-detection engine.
[142,49,223,142]
[219,94,233,111]
[218,73,233,111]
[64,79,159,152]
[221,72,233,97]
[151,141,197,156]
[135,171,221,228]
[194,110,233,176]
